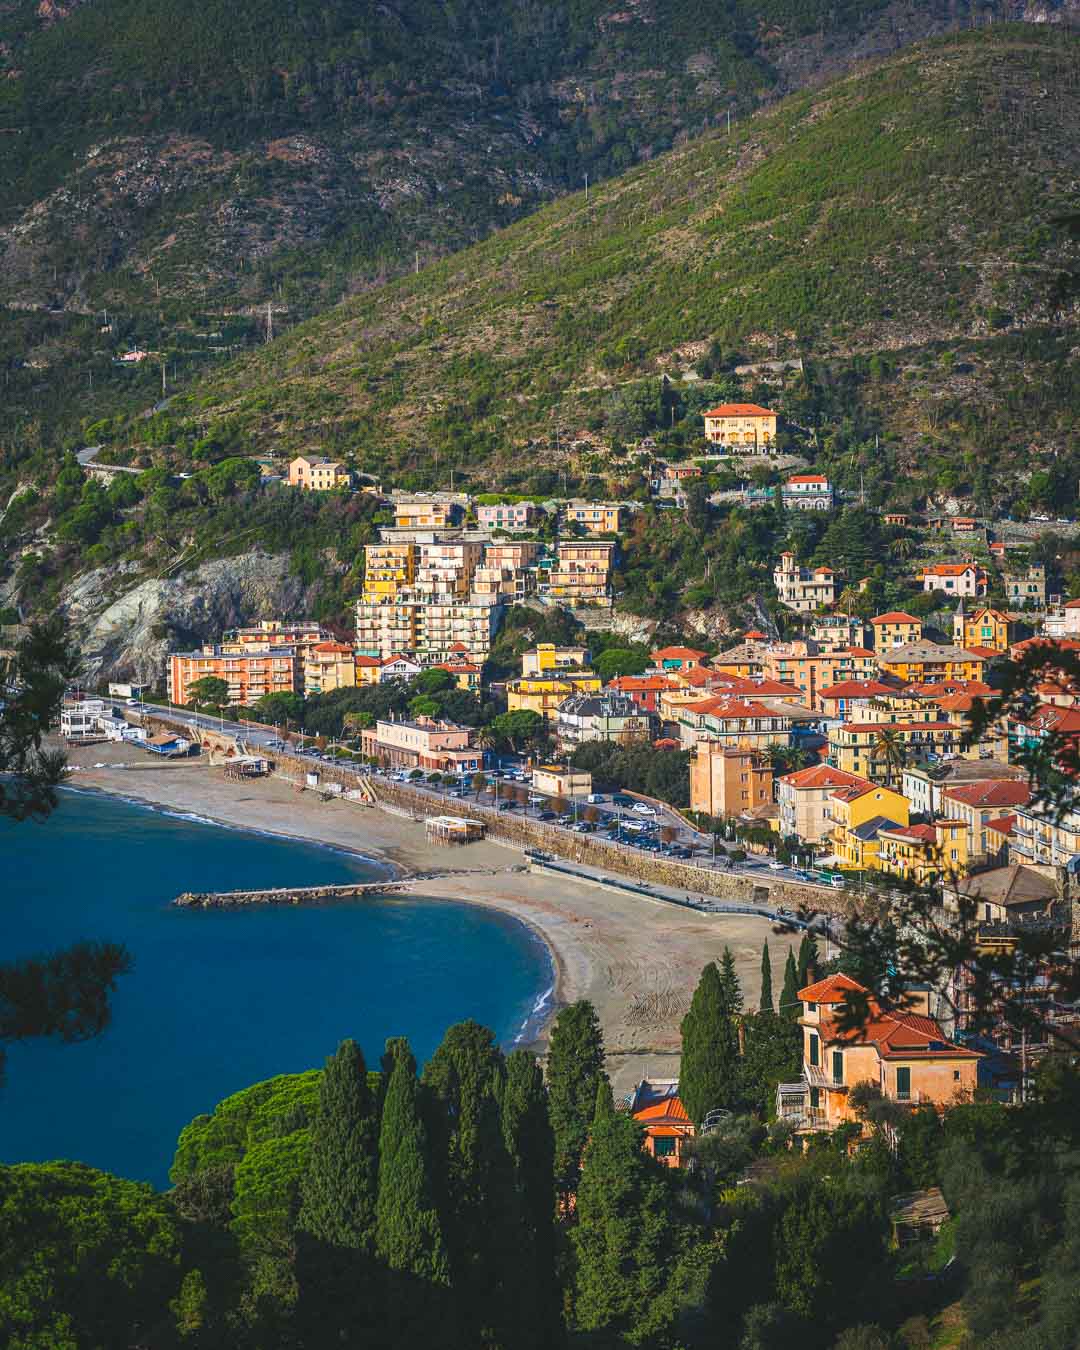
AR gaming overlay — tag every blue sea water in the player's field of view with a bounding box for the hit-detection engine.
[0,789,553,1187]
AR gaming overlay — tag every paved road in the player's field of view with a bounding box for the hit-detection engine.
[135,702,837,896]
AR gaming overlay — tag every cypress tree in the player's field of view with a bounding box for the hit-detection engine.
[546,999,606,1190]
[759,941,774,1014]
[679,962,738,1127]
[797,930,820,989]
[781,947,800,1020]
[719,945,743,1013]
[422,1020,521,1348]
[501,1049,561,1349]
[296,1039,379,1341]
[376,1038,450,1343]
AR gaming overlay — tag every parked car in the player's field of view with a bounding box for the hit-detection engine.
[586,793,605,804]
[537,810,557,821]
[611,794,634,807]
[632,802,657,816]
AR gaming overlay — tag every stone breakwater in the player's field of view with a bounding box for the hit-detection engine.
[174,881,408,908]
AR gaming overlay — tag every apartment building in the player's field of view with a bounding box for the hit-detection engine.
[702,403,777,452]
[563,501,625,535]
[773,552,836,612]
[476,502,540,531]
[809,615,870,652]
[776,764,875,843]
[303,641,357,695]
[869,612,923,649]
[219,620,329,655]
[539,541,615,609]
[939,780,1033,859]
[521,644,591,676]
[877,820,970,885]
[606,674,676,714]
[690,743,772,818]
[817,680,898,723]
[878,643,989,684]
[393,498,465,530]
[506,671,602,722]
[168,646,300,706]
[952,604,1013,653]
[761,641,876,707]
[363,542,418,600]
[1042,601,1080,638]
[900,759,1027,821]
[828,721,961,780]
[828,782,910,869]
[555,693,655,752]
[414,540,485,599]
[1009,800,1080,867]
[354,596,502,665]
[288,456,351,491]
[675,697,793,751]
[360,716,483,774]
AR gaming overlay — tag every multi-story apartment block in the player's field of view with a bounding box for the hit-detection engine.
[817,680,897,723]
[953,604,1012,653]
[869,612,923,649]
[702,403,777,452]
[876,819,970,884]
[809,615,870,652]
[781,474,834,511]
[828,720,961,780]
[288,456,352,491]
[827,781,911,869]
[900,759,1027,820]
[303,641,357,695]
[1041,600,1080,638]
[563,501,625,535]
[919,562,987,597]
[540,541,615,609]
[761,641,876,707]
[776,764,875,843]
[1009,800,1080,867]
[414,541,485,599]
[690,743,772,818]
[476,502,540,531]
[878,642,989,685]
[219,620,329,655]
[773,552,836,612]
[940,780,1033,860]
[675,697,793,751]
[484,541,543,571]
[393,498,465,530]
[363,542,418,600]
[555,693,655,751]
[168,646,301,706]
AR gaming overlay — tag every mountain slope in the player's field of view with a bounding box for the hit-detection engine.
[149,27,1080,497]
[2,0,1075,444]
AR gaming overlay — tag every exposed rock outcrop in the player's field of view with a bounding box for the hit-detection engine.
[61,551,312,682]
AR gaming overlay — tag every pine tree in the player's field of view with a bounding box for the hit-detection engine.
[545,999,606,1190]
[781,947,800,1021]
[376,1038,450,1343]
[296,1039,379,1341]
[797,930,820,989]
[679,962,739,1126]
[759,941,774,1014]
[719,945,743,1013]
[422,1020,522,1348]
[501,1049,561,1350]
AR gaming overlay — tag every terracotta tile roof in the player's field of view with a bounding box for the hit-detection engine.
[787,474,829,484]
[354,654,382,667]
[871,612,921,624]
[312,640,354,653]
[819,680,895,699]
[878,822,939,843]
[798,972,866,1003]
[702,402,774,417]
[941,780,1031,809]
[652,645,708,661]
[840,721,956,733]
[985,814,1017,837]
[830,781,895,802]
[744,630,767,639]
[608,675,674,692]
[837,646,875,656]
[691,697,783,719]
[678,667,715,687]
[831,1009,981,1060]
[779,764,872,790]
[965,646,1001,660]
[633,1095,692,1125]
[1011,700,1080,735]
[906,680,992,696]
[922,563,980,576]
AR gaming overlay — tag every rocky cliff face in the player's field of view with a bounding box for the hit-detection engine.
[61,551,312,683]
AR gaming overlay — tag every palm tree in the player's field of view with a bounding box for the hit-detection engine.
[890,536,915,562]
[871,728,906,786]
[837,585,861,616]
[762,744,793,774]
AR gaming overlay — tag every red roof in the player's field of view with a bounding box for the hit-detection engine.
[802,977,978,1059]
[702,403,774,417]
[354,654,381,667]
[633,1094,692,1125]
[878,823,939,843]
[787,474,829,484]
[837,646,874,657]
[1019,703,1080,735]
[798,972,866,1003]
[965,646,1000,660]
[985,814,1017,837]
[818,680,895,700]
[744,629,767,640]
[942,781,1032,809]
[779,764,872,791]
[922,563,979,576]
[871,612,921,625]
[607,675,675,692]
[652,645,708,661]
[692,697,783,719]
[841,721,957,733]
[312,641,354,653]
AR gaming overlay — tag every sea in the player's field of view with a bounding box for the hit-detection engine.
[0,789,553,1187]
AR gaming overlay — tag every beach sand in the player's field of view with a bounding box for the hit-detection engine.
[64,742,789,1098]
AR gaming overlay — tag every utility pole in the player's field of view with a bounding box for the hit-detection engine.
[584,172,588,203]
[265,301,273,344]
[161,363,166,397]
[415,250,420,275]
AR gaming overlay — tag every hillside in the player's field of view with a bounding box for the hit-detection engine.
[1,0,1075,444]
[139,27,1080,499]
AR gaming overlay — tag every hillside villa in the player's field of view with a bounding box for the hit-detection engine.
[702,402,777,452]
[288,456,352,491]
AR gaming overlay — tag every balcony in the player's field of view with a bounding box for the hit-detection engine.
[775,1079,830,1132]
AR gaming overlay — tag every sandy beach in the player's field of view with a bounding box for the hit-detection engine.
[63,742,788,1097]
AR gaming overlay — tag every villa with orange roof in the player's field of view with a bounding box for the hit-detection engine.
[629,1080,695,1167]
[827,781,910,868]
[651,645,708,672]
[919,562,987,597]
[776,764,876,842]
[870,611,923,649]
[776,975,980,1134]
[781,474,833,511]
[953,603,1015,653]
[606,673,676,714]
[675,696,794,751]
[773,552,837,612]
[702,403,777,452]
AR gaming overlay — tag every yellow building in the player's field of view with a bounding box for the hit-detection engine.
[877,643,989,685]
[877,820,969,884]
[288,456,352,491]
[362,542,418,600]
[393,499,464,530]
[827,781,910,870]
[702,403,777,452]
[952,605,1012,653]
[506,671,602,721]
[869,611,923,649]
[828,720,961,781]
[521,644,591,676]
[564,501,625,535]
[532,765,592,797]
[303,641,357,695]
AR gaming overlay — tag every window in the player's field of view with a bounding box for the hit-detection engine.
[652,1136,676,1158]
[832,1051,844,1085]
[809,1086,820,1110]
[807,1002,817,1014]
[896,1066,911,1100]
[809,1033,820,1067]
[953,1070,961,1082]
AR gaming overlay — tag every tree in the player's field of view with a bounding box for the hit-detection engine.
[679,962,739,1126]
[297,1039,379,1342]
[501,1049,560,1349]
[760,941,774,1014]
[185,676,229,709]
[545,1000,606,1190]
[739,1012,802,1115]
[253,690,303,725]
[408,694,441,718]
[376,1038,450,1341]
[471,770,488,798]
[489,709,544,753]
[595,647,649,681]
[781,948,800,1020]
[720,945,744,1014]
[797,931,820,990]
[870,727,905,786]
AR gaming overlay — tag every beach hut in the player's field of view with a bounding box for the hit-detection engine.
[425,815,485,847]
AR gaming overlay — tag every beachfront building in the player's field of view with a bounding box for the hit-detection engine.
[288,456,352,491]
[555,692,655,752]
[773,552,836,612]
[702,403,777,453]
[354,595,503,665]
[168,645,301,707]
[776,764,875,844]
[690,743,772,818]
[303,641,357,695]
[775,975,979,1136]
[361,716,484,775]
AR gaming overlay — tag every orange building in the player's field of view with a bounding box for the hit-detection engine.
[690,743,773,818]
[167,646,300,707]
[702,402,777,452]
[776,974,980,1135]
[629,1080,696,1168]
[288,455,351,491]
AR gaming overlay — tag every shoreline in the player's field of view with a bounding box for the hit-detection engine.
[60,743,786,1097]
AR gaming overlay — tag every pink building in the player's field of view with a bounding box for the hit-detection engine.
[361,716,483,774]
[477,502,540,530]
